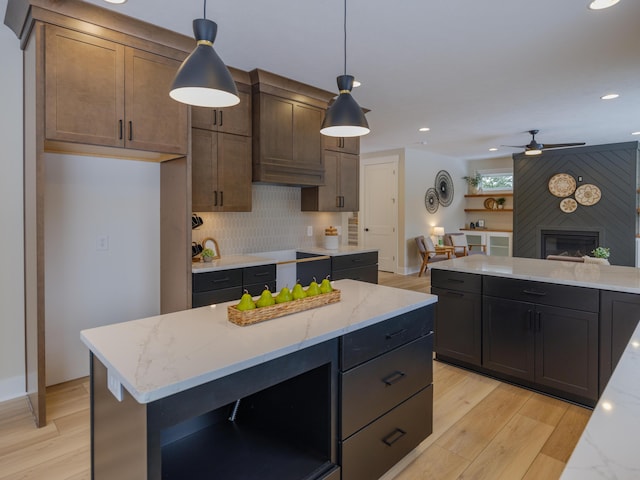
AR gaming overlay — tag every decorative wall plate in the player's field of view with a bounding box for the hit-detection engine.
[574,184,601,206]
[435,170,454,207]
[559,198,578,213]
[484,197,497,210]
[425,188,439,214]
[548,173,576,198]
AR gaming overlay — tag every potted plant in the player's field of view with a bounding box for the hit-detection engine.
[201,248,216,262]
[591,247,610,259]
[462,173,482,194]
[496,197,506,209]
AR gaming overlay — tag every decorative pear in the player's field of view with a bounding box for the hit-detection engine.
[306,277,321,297]
[236,289,256,311]
[255,285,276,308]
[275,285,293,304]
[292,281,307,300]
[320,276,333,294]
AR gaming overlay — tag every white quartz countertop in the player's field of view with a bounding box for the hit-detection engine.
[297,246,379,257]
[430,255,640,294]
[561,322,640,479]
[80,279,436,404]
[191,254,276,273]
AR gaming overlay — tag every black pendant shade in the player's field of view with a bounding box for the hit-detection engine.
[169,18,239,108]
[321,75,370,137]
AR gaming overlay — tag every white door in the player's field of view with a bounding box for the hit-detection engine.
[362,160,397,272]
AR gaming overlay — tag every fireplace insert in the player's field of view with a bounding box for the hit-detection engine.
[541,230,599,258]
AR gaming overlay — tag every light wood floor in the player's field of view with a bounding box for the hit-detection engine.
[0,271,590,480]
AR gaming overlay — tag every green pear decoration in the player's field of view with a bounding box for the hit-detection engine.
[236,289,256,311]
[275,285,293,304]
[292,281,307,300]
[306,277,321,297]
[256,285,276,308]
[320,276,333,294]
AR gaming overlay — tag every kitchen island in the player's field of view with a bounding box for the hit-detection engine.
[431,255,640,407]
[81,279,436,479]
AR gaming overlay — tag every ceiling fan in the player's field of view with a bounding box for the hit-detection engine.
[504,130,586,156]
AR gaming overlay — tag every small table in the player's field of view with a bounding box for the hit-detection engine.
[435,245,455,255]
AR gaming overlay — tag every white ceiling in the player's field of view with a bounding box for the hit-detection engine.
[87,0,640,160]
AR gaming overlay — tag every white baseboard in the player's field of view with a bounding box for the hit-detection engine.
[0,375,25,403]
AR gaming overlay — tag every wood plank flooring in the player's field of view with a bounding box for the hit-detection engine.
[0,271,590,479]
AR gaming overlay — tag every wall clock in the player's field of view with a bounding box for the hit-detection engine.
[425,188,439,214]
[435,170,454,207]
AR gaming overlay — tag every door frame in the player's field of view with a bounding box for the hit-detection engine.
[360,153,400,274]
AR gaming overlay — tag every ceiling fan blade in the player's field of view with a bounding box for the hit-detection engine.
[542,142,586,149]
[501,144,526,149]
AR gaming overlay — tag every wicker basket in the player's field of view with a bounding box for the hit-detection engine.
[227,289,341,326]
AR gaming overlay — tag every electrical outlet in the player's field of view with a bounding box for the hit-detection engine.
[96,235,109,251]
[307,226,313,237]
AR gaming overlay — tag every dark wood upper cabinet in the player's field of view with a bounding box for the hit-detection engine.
[191,83,252,136]
[301,151,359,211]
[44,24,188,156]
[192,128,252,212]
[323,135,359,155]
[250,69,333,186]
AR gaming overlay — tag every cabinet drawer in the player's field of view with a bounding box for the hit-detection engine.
[483,276,598,312]
[340,385,433,480]
[341,306,433,370]
[341,335,433,439]
[243,264,276,285]
[431,270,482,294]
[244,281,276,298]
[192,287,242,307]
[331,265,378,284]
[192,269,243,293]
[332,252,378,271]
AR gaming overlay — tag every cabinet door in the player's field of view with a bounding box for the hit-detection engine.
[293,103,324,170]
[191,128,218,211]
[535,305,598,402]
[217,133,252,211]
[323,135,359,155]
[339,153,359,211]
[483,296,535,382]
[124,48,188,155]
[259,94,294,163]
[45,26,125,147]
[432,287,482,366]
[192,86,251,136]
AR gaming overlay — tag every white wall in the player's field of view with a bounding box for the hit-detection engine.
[44,154,161,386]
[0,4,26,402]
[403,148,466,273]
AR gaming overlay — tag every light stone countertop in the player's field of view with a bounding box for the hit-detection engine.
[561,321,640,479]
[191,254,276,273]
[297,246,379,257]
[81,279,436,404]
[430,255,640,294]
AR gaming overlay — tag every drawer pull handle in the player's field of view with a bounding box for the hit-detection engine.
[382,371,406,386]
[382,428,407,446]
[211,278,231,283]
[385,329,407,340]
[253,272,271,277]
[523,289,547,296]
[447,278,464,283]
[445,291,464,297]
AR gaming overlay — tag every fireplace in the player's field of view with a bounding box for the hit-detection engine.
[541,230,599,259]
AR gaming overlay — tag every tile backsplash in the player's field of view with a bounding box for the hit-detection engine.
[192,184,350,255]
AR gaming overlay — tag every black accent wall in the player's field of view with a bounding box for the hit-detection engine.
[513,142,639,266]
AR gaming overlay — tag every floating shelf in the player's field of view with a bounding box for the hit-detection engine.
[464,193,513,198]
[464,208,513,213]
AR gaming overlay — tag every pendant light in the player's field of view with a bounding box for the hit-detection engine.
[321,0,370,138]
[169,0,239,108]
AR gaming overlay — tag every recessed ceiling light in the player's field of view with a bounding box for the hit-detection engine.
[588,0,620,10]
[104,0,127,3]
[489,147,498,152]
[632,131,640,136]
[418,127,430,132]
[601,93,619,100]
[352,80,361,88]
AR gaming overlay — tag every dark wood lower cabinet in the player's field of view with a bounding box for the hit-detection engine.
[91,307,434,479]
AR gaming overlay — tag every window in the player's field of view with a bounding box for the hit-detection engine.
[479,170,513,192]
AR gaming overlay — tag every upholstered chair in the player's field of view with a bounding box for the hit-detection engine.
[415,235,451,277]
[444,233,486,257]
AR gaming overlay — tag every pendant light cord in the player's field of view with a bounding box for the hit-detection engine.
[343,0,347,75]
[204,0,207,19]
